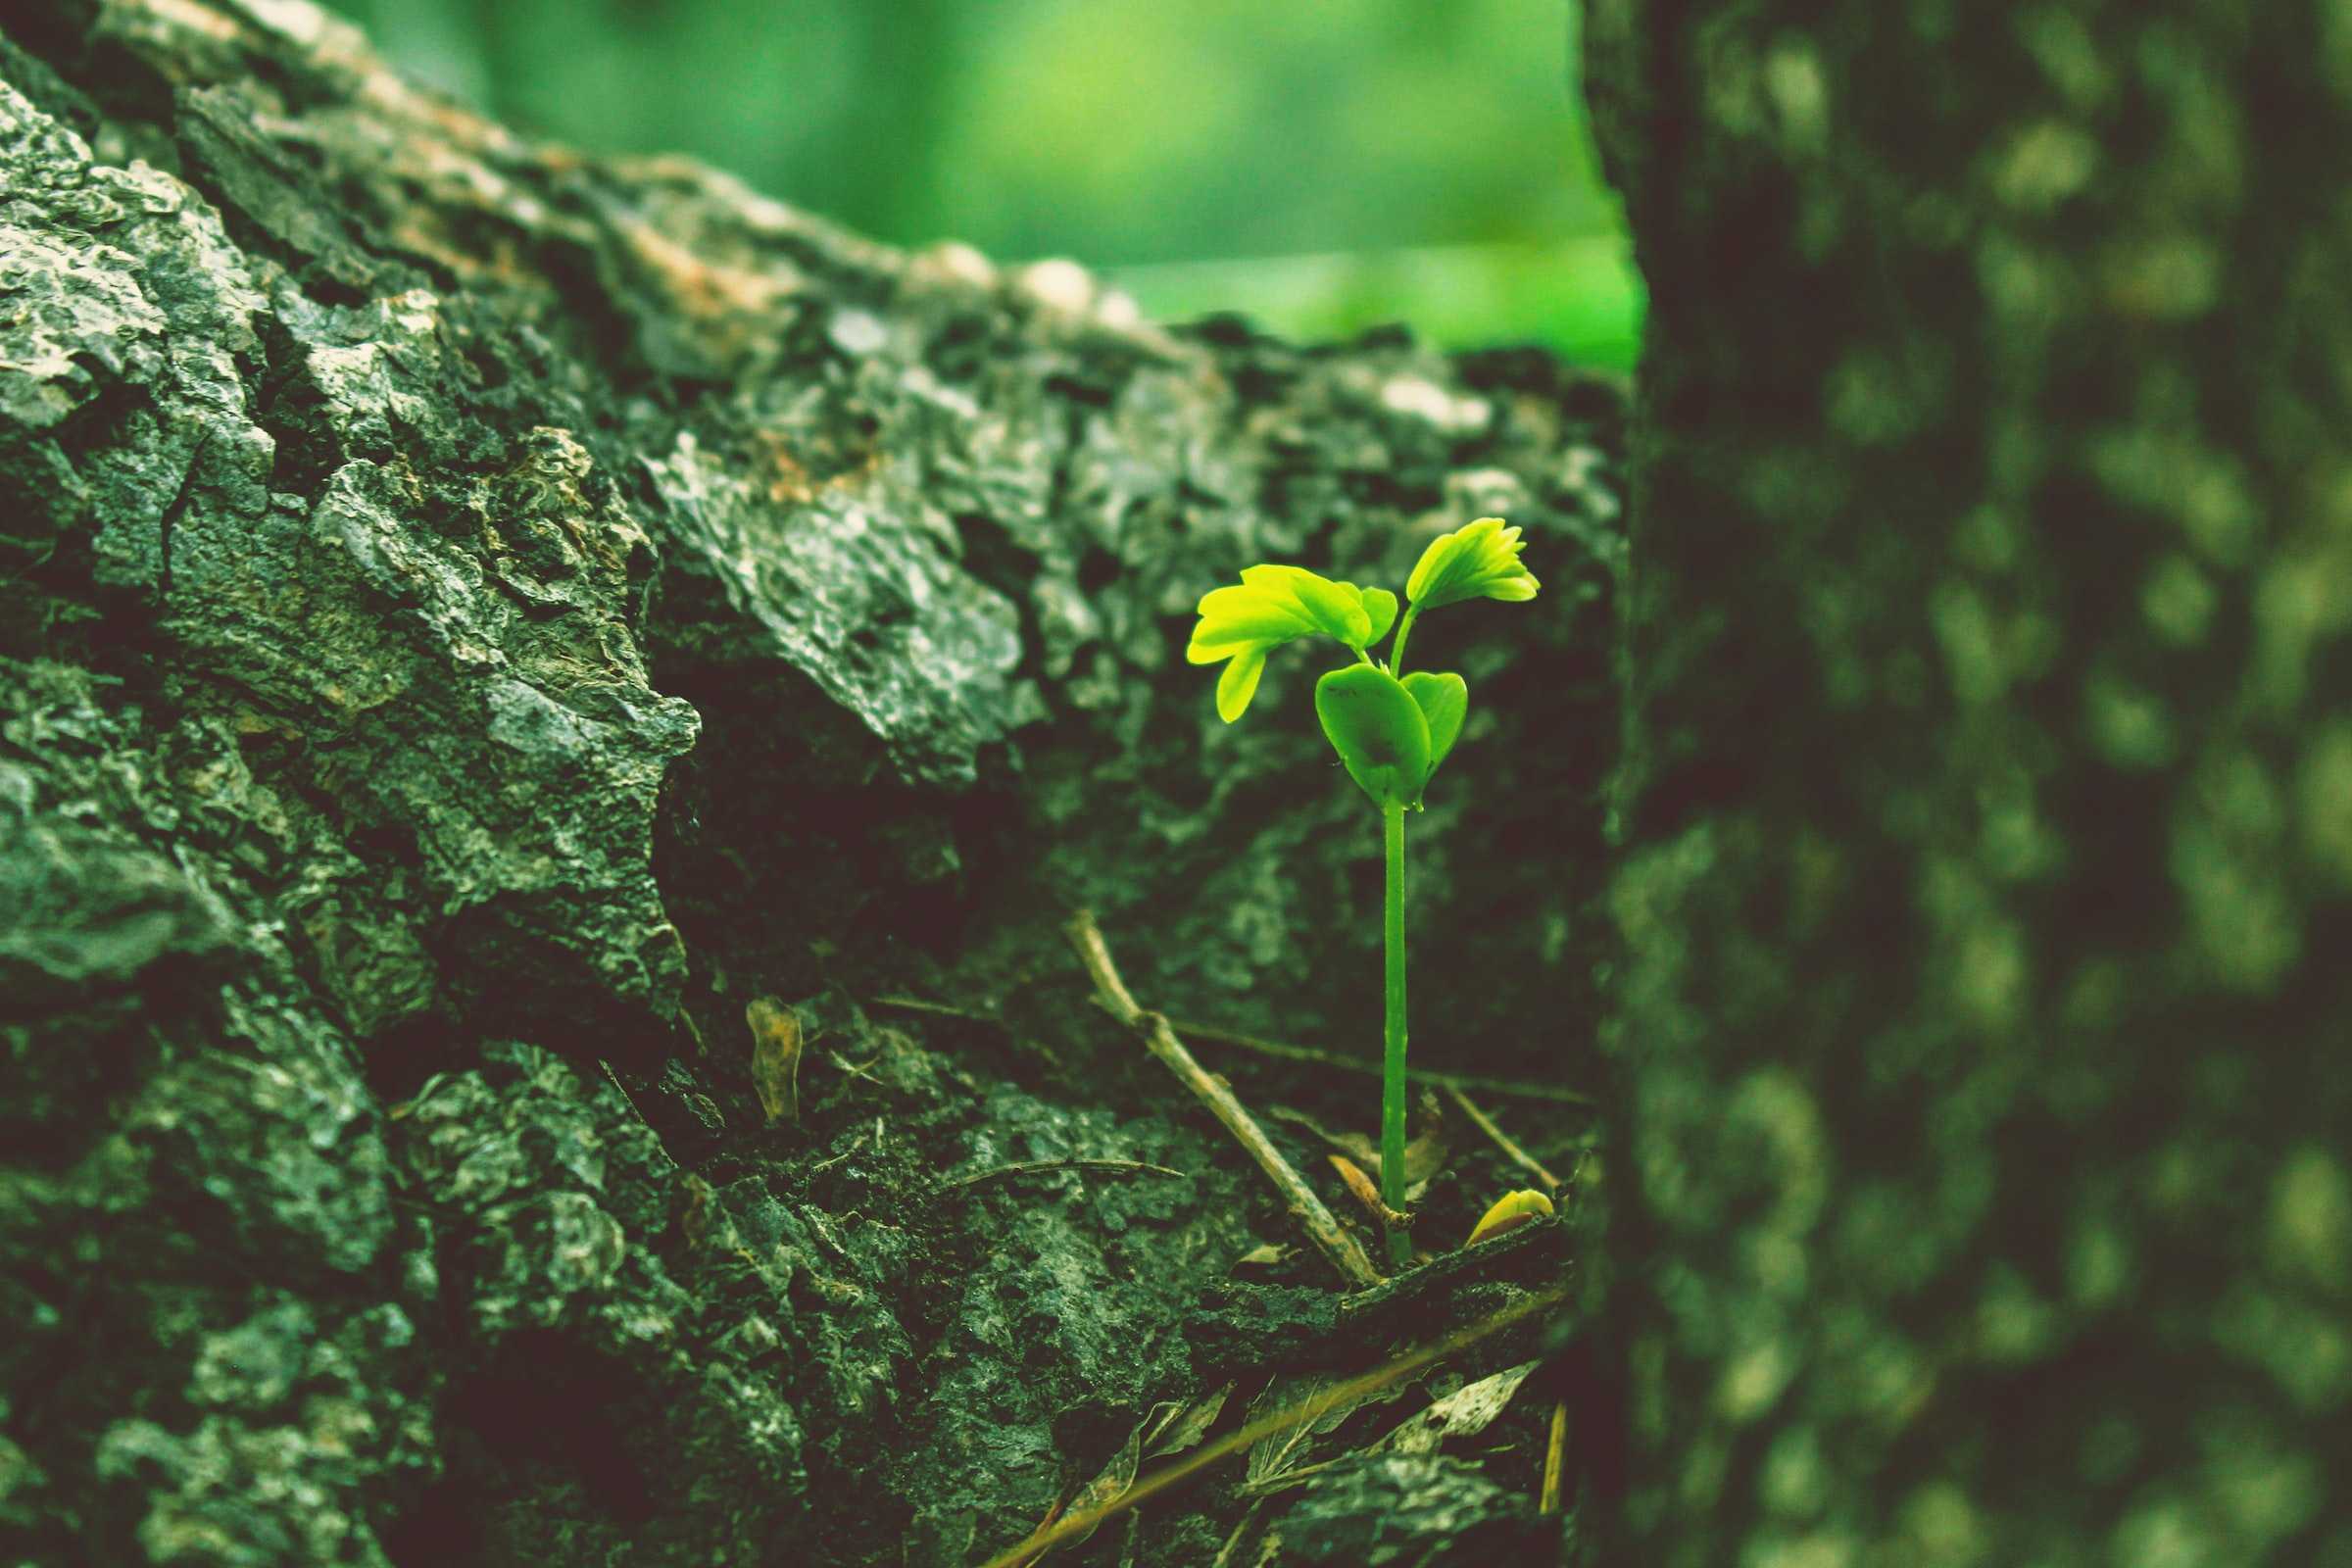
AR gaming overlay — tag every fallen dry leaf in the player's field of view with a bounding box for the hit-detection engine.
[1031,1383,1231,1559]
[1328,1154,1410,1230]
[1240,1366,1412,1494]
[1272,1096,1448,1189]
[1143,1383,1236,1461]
[1373,1360,1540,1457]
[1463,1187,1554,1247]
[745,996,803,1124]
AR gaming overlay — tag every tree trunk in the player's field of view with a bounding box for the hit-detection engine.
[1587,0,2352,1562]
[0,3,1617,1562]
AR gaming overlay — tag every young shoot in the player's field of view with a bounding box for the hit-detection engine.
[1188,517,1540,1265]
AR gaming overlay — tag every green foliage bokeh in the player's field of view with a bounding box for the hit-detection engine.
[321,0,1642,366]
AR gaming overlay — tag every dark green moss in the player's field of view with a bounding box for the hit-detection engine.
[0,5,1612,1561]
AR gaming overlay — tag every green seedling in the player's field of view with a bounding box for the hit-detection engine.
[1188,517,1540,1264]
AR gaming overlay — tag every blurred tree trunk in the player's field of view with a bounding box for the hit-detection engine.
[1586,1,2352,1562]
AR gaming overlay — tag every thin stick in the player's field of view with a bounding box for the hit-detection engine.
[973,1282,1567,1568]
[1209,1499,1266,1568]
[1539,1397,1569,1514]
[943,1157,1190,1191]
[868,994,1594,1106]
[865,993,983,1021]
[807,1129,868,1175]
[1237,1455,1343,1497]
[997,1494,1067,1568]
[1066,912,1381,1291]
[1175,1020,1595,1107]
[1446,1085,1564,1192]
[1328,1153,1410,1234]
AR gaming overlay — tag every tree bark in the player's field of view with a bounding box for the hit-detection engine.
[1587,1,2352,1562]
[0,3,1617,1562]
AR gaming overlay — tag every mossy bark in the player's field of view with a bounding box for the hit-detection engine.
[0,3,1613,1561]
[1587,1,2352,1561]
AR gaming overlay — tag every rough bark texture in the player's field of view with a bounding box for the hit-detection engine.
[0,3,1614,1563]
[1587,1,2352,1562]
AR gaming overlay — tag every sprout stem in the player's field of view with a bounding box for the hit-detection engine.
[1390,604,1420,674]
[1382,796,1410,1265]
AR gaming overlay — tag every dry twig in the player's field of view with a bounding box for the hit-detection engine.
[942,1157,1190,1191]
[1064,912,1382,1291]
[1446,1085,1564,1192]
[1328,1153,1412,1235]
[1170,1016,1595,1107]
[868,993,1592,1106]
[1209,1499,1268,1568]
[806,1129,868,1176]
[864,993,982,1022]
[1539,1396,1570,1514]
[973,1282,1570,1568]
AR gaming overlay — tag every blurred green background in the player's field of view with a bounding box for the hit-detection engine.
[320,0,1642,368]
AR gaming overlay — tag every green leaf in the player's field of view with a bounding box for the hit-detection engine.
[1189,563,1384,721]
[1188,584,1313,661]
[1358,586,1399,648]
[1215,645,1267,723]
[1242,564,1372,648]
[1400,671,1467,797]
[1314,664,1431,808]
[1405,516,1540,609]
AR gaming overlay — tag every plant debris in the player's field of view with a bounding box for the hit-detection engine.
[747,995,805,1124]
